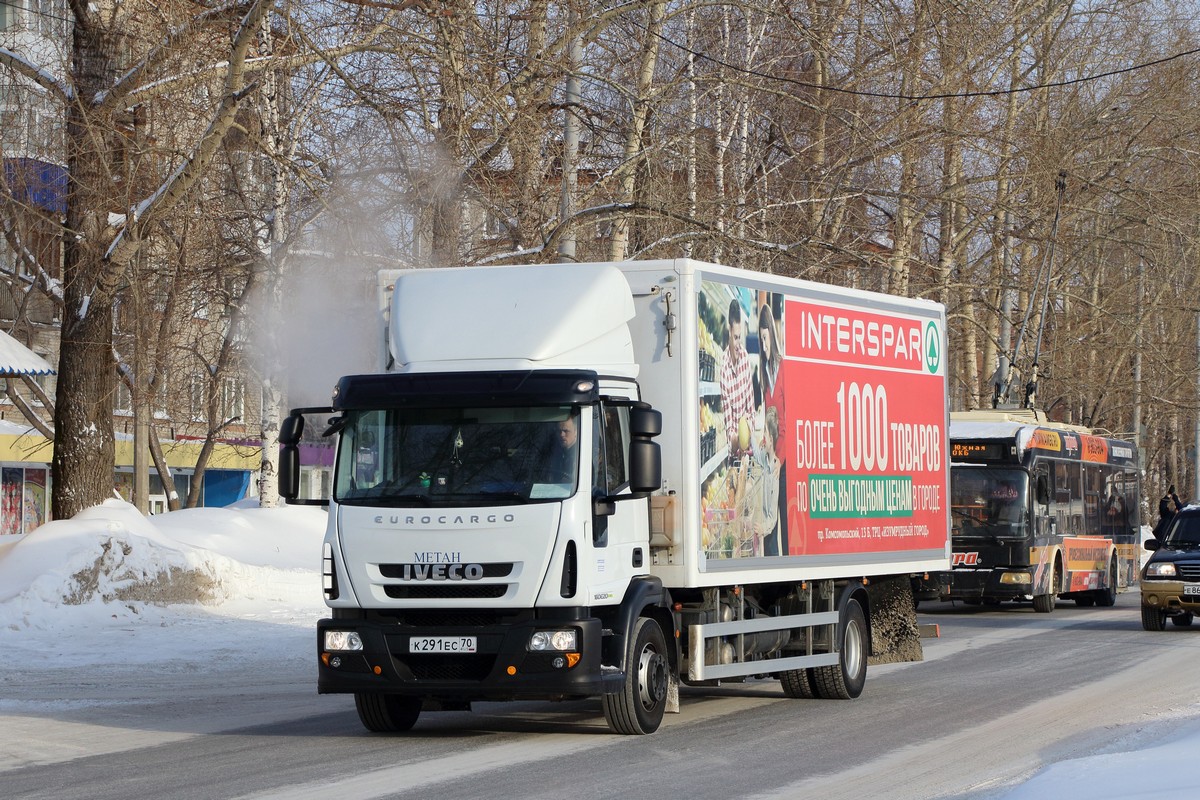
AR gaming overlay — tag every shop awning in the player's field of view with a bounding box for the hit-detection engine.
[0,330,55,376]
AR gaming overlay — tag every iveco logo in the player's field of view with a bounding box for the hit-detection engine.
[401,563,486,581]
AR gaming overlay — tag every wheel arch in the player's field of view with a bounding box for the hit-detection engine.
[1035,545,1064,595]
[606,577,677,673]
[837,581,873,656]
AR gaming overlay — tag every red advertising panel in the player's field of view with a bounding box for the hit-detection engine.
[698,280,948,560]
[1080,435,1109,463]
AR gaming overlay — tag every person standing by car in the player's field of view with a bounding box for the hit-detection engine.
[1153,485,1184,540]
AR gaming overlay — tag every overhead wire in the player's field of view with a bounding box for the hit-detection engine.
[635,19,1200,102]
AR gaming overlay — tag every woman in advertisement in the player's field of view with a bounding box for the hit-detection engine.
[757,299,787,555]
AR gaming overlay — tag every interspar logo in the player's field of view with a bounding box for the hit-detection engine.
[787,301,942,375]
[924,321,941,374]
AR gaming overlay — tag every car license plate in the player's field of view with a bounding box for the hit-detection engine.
[1183,584,1200,596]
[409,636,477,653]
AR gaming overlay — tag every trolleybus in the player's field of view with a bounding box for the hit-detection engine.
[917,409,1140,611]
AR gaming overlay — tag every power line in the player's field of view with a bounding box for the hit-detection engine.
[641,23,1200,102]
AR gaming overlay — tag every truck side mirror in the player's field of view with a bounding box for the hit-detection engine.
[626,403,662,497]
[279,443,301,500]
[601,400,661,502]
[278,412,305,500]
[629,406,662,438]
[277,406,334,506]
[628,439,661,495]
[280,412,304,446]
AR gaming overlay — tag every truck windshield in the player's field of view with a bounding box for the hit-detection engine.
[334,405,580,507]
[950,467,1030,539]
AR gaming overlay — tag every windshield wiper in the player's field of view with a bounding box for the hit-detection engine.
[336,493,432,507]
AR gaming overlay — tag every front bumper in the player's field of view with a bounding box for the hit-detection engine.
[936,568,1033,601]
[317,614,624,701]
[1140,581,1200,615]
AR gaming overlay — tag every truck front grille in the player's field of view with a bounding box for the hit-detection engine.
[383,584,508,600]
[378,563,514,579]
[403,654,496,681]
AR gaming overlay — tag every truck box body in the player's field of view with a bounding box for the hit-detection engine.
[296,258,950,734]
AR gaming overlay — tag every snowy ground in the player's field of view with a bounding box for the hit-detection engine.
[0,499,1197,797]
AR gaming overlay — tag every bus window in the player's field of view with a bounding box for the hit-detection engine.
[1084,465,1104,535]
[1034,465,1050,507]
[1102,480,1126,530]
[1051,460,1082,535]
[1053,461,1071,504]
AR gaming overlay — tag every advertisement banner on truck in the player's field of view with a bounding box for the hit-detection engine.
[697,278,948,559]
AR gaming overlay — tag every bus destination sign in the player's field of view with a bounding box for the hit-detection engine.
[950,441,1009,461]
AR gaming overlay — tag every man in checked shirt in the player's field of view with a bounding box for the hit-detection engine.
[719,298,755,458]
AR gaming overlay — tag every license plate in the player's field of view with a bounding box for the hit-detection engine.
[1183,584,1200,596]
[409,636,477,653]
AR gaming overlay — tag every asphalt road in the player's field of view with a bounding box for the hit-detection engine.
[3,590,1199,800]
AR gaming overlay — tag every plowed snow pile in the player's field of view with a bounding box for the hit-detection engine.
[0,499,326,664]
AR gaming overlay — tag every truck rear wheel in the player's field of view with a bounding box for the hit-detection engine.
[780,667,817,699]
[354,692,422,733]
[603,617,669,735]
[811,599,867,700]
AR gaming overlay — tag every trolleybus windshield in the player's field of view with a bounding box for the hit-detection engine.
[950,467,1029,539]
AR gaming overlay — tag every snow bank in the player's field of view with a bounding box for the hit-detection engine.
[0,499,327,637]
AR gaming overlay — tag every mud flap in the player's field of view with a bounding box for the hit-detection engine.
[865,575,923,665]
[666,670,680,713]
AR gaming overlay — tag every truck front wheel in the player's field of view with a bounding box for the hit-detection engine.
[603,617,669,735]
[811,599,867,700]
[354,693,422,733]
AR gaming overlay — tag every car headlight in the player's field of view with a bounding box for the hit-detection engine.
[1146,562,1178,579]
[324,630,364,651]
[529,630,578,651]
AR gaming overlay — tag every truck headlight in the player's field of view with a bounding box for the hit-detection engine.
[324,630,364,651]
[1146,563,1178,578]
[529,630,578,651]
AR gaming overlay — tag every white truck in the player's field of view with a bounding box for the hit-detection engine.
[280,258,951,734]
